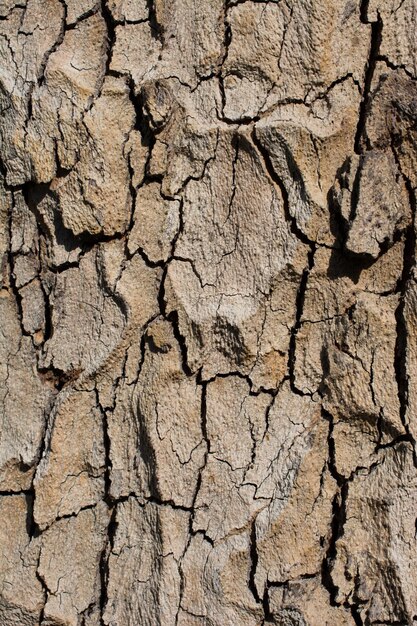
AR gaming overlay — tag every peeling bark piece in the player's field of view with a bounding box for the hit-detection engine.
[193,457,263,544]
[19,278,45,339]
[150,109,219,198]
[181,532,263,626]
[365,66,417,187]
[222,2,291,120]
[128,182,180,263]
[249,383,335,592]
[255,79,362,246]
[358,239,405,294]
[223,0,370,120]
[38,502,109,626]
[155,0,224,87]
[111,22,161,90]
[114,252,162,325]
[332,444,417,624]
[26,13,107,182]
[12,255,38,291]
[335,150,410,259]
[34,389,105,530]
[107,377,140,500]
[101,340,162,501]
[100,256,162,500]
[104,499,190,625]
[165,131,304,382]
[124,128,149,188]
[193,376,270,541]
[52,75,135,237]
[0,293,54,491]
[10,190,40,286]
[0,495,44,626]
[322,292,404,451]
[40,248,125,376]
[322,288,405,477]
[294,245,405,396]
[132,318,206,507]
[19,186,83,270]
[0,0,64,185]
[0,178,11,289]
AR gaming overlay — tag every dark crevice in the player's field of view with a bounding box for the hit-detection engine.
[157,266,193,377]
[218,4,232,120]
[32,501,101,536]
[321,409,345,487]
[146,0,164,42]
[95,377,117,625]
[248,519,261,604]
[198,368,276,397]
[321,482,349,606]
[267,573,317,589]
[146,496,193,513]
[35,561,49,624]
[95,387,113,507]
[287,245,316,397]
[261,585,273,624]
[354,11,383,154]
[0,486,32,498]
[320,408,349,609]
[349,603,365,626]
[38,276,54,344]
[65,3,101,30]
[101,0,117,78]
[200,381,210,455]
[376,433,414,452]
[36,364,83,391]
[128,245,166,268]
[7,191,27,337]
[99,504,117,625]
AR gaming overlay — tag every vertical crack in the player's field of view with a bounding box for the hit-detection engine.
[147,0,164,42]
[287,245,316,396]
[393,175,417,463]
[218,5,232,120]
[320,408,348,606]
[101,0,116,78]
[94,385,116,625]
[98,505,117,626]
[248,518,261,604]
[354,7,383,154]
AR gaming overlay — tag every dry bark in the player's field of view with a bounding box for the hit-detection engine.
[0,0,417,624]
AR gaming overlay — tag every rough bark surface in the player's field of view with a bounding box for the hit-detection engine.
[0,0,417,624]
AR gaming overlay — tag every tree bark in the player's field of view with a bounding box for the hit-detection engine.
[1,0,417,624]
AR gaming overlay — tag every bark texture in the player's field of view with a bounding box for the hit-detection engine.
[1,0,417,624]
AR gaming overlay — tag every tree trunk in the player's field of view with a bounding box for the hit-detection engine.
[1,0,417,624]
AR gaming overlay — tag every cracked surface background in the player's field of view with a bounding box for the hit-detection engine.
[0,0,417,624]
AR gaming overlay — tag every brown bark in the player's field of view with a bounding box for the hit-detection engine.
[1,0,417,624]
